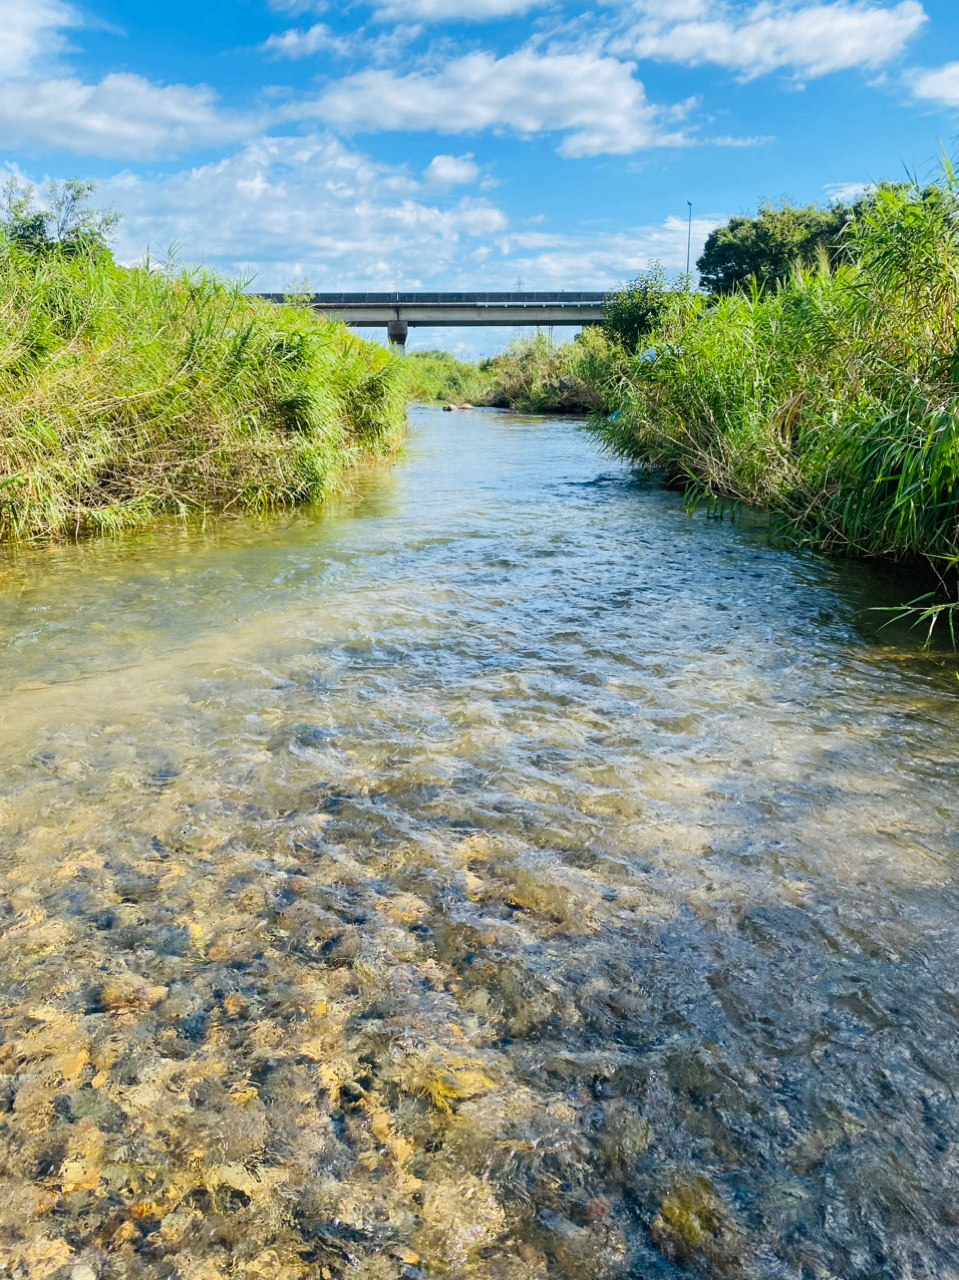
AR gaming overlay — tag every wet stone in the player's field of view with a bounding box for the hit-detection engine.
[0,408,958,1277]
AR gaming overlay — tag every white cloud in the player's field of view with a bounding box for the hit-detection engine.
[75,134,719,301]
[0,73,257,158]
[612,0,927,80]
[0,0,80,77]
[424,153,481,186]
[494,215,719,283]
[372,0,546,20]
[711,133,776,145]
[262,20,422,62]
[911,61,959,107]
[823,179,871,200]
[298,49,690,156]
[267,0,327,14]
[0,0,258,159]
[268,0,541,18]
[262,23,354,59]
[101,134,508,287]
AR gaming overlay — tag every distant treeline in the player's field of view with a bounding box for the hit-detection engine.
[402,333,608,415]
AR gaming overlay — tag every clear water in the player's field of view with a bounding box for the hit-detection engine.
[1,407,958,1280]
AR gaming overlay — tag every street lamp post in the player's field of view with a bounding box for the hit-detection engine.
[686,201,693,276]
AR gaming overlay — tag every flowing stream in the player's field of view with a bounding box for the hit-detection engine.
[1,407,958,1280]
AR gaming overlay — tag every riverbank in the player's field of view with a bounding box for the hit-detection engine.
[0,247,406,540]
[410,169,959,608]
[404,328,608,413]
[591,171,959,577]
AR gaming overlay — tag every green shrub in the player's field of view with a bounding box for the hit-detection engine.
[602,264,674,352]
[480,328,613,412]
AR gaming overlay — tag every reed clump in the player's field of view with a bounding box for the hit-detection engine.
[591,162,959,568]
[402,331,612,413]
[0,245,406,540]
[481,328,610,413]
[402,348,493,405]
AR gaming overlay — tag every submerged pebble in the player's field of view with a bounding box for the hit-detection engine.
[0,408,958,1278]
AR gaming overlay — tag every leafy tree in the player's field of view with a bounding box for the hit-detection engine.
[0,179,48,251]
[602,263,672,352]
[696,201,854,295]
[1,177,120,257]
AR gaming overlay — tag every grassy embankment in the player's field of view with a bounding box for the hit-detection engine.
[0,246,406,540]
[592,169,959,574]
[424,167,959,606]
[402,349,492,406]
[403,329,609,413]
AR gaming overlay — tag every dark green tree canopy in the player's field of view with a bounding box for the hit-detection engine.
[695,200,854,295]
[602,263,672,352]
[1,178,120,258]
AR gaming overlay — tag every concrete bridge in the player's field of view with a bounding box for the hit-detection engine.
[257,291,607,347]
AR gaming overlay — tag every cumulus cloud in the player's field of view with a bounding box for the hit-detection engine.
[612,0,927,80]
[0,73,258,158]
[0,0,81,77]
[823,179,871,200]
[101,134,508,287]
[911,61,959,107]
[267,0,328,14]
[495,214,719,283]
[81,133,717,300]
[262,20,421,62]
[299,50,690,156]
[0,0,258,158]
[262,23,354,59]
[269,0,542,16]
[711,133,776,145]
[423,153,481,186]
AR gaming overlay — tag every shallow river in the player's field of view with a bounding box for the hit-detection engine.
[1,408,958,1280]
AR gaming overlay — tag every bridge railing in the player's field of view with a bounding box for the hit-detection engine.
[257,291,609,306]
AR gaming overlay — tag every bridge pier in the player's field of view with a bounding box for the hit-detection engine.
[387,320,409,348]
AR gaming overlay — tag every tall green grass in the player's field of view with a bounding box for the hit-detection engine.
[480,328,610,412]
[401,349,493,405]
[0,245,405,540]
[400,332,610,412]
[592,164,959,576]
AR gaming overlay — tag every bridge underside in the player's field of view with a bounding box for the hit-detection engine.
[358,307,603,348]
[257,293,608,347]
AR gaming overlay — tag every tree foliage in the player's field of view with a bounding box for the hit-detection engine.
[695,200,855,295]
[602,263,673,352]
[0,178,120,258]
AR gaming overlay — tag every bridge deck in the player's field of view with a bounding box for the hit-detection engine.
[256,291,609,345]
[260,291,607,305]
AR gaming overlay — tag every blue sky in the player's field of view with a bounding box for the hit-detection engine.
[4,0,959,354]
